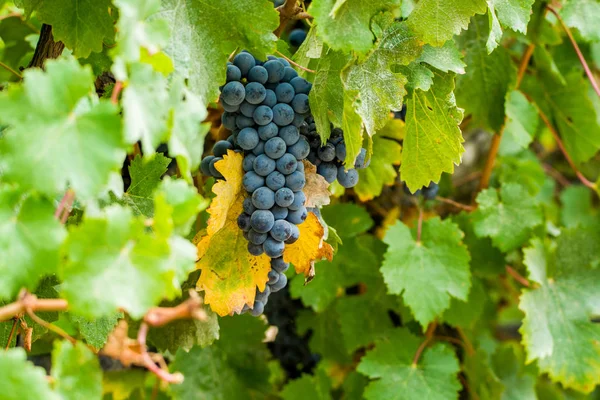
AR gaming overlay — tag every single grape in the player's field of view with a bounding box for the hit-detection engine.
[243,153,257,172]
[289,29,307,47]
[267,270,280,285]
[285,224,300,244]
[221,112,237,130]
[243,171,265,193]
[422,183,439,200]
[262,89,277,107]
[276,153,298,175]
[275,187,294,207]
[317,162,337,183]
[237,127,259,150]
[233,52,256,76]
[200,155,214,176]
[236,115,255,129]
[245,82,267,104]
[264,60,285,83]
[271,257,289,273]
[226,64,242,82]
[221,81,245,106]
[271,205,289,220]
[330,135,343,145]
[227,135,235,145]
[253,154,276,176]
[282,66,298,82]
[221,101,239,113]
[251,210,275,233]
[263,237,285,258]
[272,103,295,126]
[331,127,343,137]
[248,242,264,256]
[277,57,290,67]
[243,197,256,215]
[279,125,299,146]
[291,93,310,114]
[270,220,292,241]
[292,112,307,127]
[354,148,370,169]
[252,140,266,156]
[394,105,407,121]
[296,160,305,172]
[247,65,269,84]
[269,272,287,292]
[290,77,312,94]
[252,186,275,209]
[248,228,268,245]
[253,105,274,126]
[256,286,271,303]
[288,137,310,160]
[209,157,224,179]
[240,102,257,118]
[307,152,321,166]
[250,300,264,316]
[288,190,305,211]
[213,140,233,157]
[287,207,308,224]
[335,141,346,161]
[337,167,359,188]
[237,213,251,231]
[266,171,286,191]
[258,122,279,140]
[317,143,336,162]
[308,136,321,149]
[285,171,305,192]
[265,137,287,159]
[275,82,295,103]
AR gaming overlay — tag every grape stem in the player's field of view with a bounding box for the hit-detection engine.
[506,265,530,288]
[412,321,437,367]
[0,61,23,79]
[416,204,423,243]
[137,322,184,384]
[547,5,600,99]
[274,0,313,37]
[5,318,18,350]
[111,81,123,105]
[54,189,75,224]
[275,51,316,73]
[435,196,474,212]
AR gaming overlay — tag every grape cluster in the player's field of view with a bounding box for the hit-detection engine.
[303,116,370,188]
[200,52,313,317]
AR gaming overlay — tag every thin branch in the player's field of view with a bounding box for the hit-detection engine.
[434,335,466,349]
[412,321,437,366]
[275,51,316,73]
[26,309,76,345]
[5,318,18,350]
[456,327,475,357]
[137,323,184,384]
[542,163,571,187]
[547,6,600,99]
[111,81,123,105]
[144,290,208,327]
[0,61,23,79]
[416,205,423,243]
[275,0,306,37]
[435,196,475,212]
[27,24,65,69]
[0,293,68,323]
[55,190,75,224]
[478,44,535,192]
[506,265,530,288]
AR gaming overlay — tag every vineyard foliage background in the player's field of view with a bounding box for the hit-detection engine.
[1,0,600,398]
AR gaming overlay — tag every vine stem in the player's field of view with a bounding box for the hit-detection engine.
[412,321,437,367]
[54,189,75,224]
[506,266,530,287]
[111,81,123,105]
[531,98,597,190]
[5,318,18,350]
[416,205,423,243]
[435,196,475,212]
[478,43,535,193]
[274,0,312,37]
[547,5,600,99]
[137,323,184,384]
[26,308,77,345]
[275,51,316,73]
[0,61,23,79]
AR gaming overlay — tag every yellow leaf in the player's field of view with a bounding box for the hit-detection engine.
[195,151,271,316]
[284,211,333,277]
[303,160,331,208]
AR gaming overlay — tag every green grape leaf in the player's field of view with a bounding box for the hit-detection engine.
[456,14,516,131]
[0,348,59,400]
[70,312,123,349]
[442,278,486,328]
[463,346,504,400]
[561,0,600,42]
[357,329,461,400]
[490,0,535,34]
[344,17,421,136]
[341,90,364,167]
[418,42,466,74]
[167,76,211,182]
[297,308,351,364]
[354,123,403,201]
[382,218,471,326]
[497,153,546,197]
[0,58,126,198]
[51,341,102,400]
[519,236,600,393]
[0,17,33,82]
[499,90,539,155]
[522,70,600,163]
[308,49,350,140]
[400,72,465,192]
[16,0,113,57]
[121,154,171,217]
[113,0,170,65]
[321,203,374,238]
[406,0,487,46]
[0,186,66,299]
[60,205,196,319]
[309,0,400,55]
[281,372,332,400]
[473,183,543,252]
[154,178,208,237]
[560,185,599,228]
[397,62,435,91]
[491,343,538,400]
[160,0,279,103]
[121,62,170,154]
[102,370,147,400]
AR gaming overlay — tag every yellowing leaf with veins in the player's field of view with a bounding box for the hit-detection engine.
[303,160,331,208]
[195,151,271,316]
[284,212,334,277]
